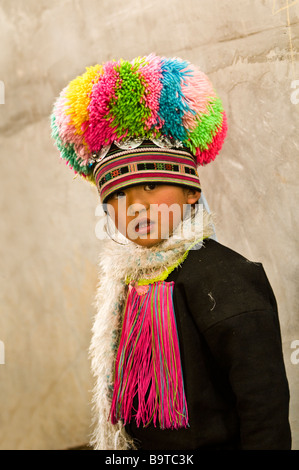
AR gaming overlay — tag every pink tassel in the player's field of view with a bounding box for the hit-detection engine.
[110,281,189,430]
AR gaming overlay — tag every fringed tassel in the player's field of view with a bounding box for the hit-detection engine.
[110,281,188,429]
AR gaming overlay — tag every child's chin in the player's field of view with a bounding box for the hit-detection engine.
[132,236,167,248]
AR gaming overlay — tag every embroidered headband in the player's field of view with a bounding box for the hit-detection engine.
[94,140,201,202]
[51,53,227,196]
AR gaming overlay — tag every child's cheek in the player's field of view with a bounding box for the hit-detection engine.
[158,204,184,239]
[116,213,128,237]
[157,211,168,239]
[107,204,126,237]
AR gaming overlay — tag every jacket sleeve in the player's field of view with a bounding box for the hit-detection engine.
[202,308,291,449]
[185,252,291,449]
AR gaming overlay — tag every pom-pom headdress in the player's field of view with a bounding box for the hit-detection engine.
[51,54,227,200]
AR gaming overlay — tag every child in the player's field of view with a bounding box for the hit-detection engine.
[51,54,291,450]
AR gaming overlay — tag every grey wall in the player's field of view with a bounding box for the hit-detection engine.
[0,0,298,450]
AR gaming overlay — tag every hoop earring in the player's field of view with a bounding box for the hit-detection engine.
[191,202,199,220]
[184,202,199,222]
[105,214,129,246]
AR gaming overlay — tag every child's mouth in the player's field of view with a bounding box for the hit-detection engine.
[135,218,155,235]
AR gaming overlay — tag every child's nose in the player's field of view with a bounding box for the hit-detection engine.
[127,202,148,216]
[126,189,150,215]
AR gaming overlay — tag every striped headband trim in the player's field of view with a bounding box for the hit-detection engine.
[95,151,198,185]
[93,146,197,173]
[93,147,201,202]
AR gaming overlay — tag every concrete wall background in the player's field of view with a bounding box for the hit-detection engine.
[0,0,298,449]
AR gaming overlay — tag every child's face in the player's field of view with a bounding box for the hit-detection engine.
[105,183,201,247]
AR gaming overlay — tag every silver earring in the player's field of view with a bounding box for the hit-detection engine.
[105,214,129,246]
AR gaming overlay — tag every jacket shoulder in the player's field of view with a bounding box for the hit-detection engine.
[189,237,258,264]
[176,238,278,331]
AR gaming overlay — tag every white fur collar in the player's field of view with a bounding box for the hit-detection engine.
[89,209,214,449]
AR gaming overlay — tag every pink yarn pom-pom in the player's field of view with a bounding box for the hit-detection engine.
[195,112,228,165]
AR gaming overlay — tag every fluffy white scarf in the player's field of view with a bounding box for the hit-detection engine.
[89,207,215,450]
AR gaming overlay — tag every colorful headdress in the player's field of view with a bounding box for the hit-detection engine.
[51,53,227,200]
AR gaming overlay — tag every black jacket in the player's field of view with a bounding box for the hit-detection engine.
[125,238,291,450]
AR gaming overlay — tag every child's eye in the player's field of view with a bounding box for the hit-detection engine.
[111,190,126,199]
[144,183,157,191]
